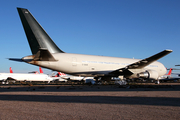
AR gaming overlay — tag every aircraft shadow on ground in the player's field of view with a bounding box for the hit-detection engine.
[0,85,180,92]
[0,94,179,107]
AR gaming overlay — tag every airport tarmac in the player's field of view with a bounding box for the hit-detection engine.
[0,83,180,120]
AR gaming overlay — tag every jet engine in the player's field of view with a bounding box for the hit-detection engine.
[137,70,159,80]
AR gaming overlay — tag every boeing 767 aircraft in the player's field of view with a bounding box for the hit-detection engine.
[9,8,172,84]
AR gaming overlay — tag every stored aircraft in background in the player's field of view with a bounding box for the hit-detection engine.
[58,72,84,81]
[159,68,173,79]
[166,65,180,77]
[50,72,68,82]
[51,72,95,84]
[58,72,95,84]
[159,68,180,82]
[9,8,172,84]
[0,67,53,83]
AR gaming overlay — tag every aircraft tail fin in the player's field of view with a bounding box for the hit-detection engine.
[39,67,43,73]
[17,8,64,55]
[58,72,66,77]
[55,73,60,77]
[167,68,172,75]
[10,67,13,73]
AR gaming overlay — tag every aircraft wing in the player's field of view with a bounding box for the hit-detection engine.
[109,49,172,76]
[126,49,172,69]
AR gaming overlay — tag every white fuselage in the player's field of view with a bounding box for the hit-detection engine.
[25,53,167,78]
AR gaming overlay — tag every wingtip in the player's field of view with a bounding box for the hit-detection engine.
[165,49,173,52]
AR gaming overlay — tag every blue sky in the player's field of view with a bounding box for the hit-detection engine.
[0,0,179,74]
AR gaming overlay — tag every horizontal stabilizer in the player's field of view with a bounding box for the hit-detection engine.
[8,58,24,62]
[33,48,57,61]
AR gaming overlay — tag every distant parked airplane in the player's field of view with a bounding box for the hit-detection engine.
[50,72,68,82]
[58,72,95,84]
[58,72,84,81]
[159,68,180,82]
[169,66,180,77]
[159,68,173,79]
[9,8,172,84]
[27,67,43,74]
[0,67,53,83]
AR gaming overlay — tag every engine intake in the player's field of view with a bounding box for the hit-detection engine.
[137,70,159,80]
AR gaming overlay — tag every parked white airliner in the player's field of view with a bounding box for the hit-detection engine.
[57,72,94,83]
[58,72,85,81]
[9,8,172,84]
[0,67,53,82]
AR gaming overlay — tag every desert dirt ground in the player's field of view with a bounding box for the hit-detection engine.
[0,83,180,120]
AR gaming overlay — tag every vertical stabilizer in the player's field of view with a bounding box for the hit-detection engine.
[167,68,172,75]
[59,72,66,76]
[39,67,43,73]
[10,67,13,73]
[17,8,64,54]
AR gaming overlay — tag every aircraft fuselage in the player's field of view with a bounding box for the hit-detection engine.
[23,53,167,78]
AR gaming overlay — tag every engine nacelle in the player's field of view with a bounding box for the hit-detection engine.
[137,70,159,80]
